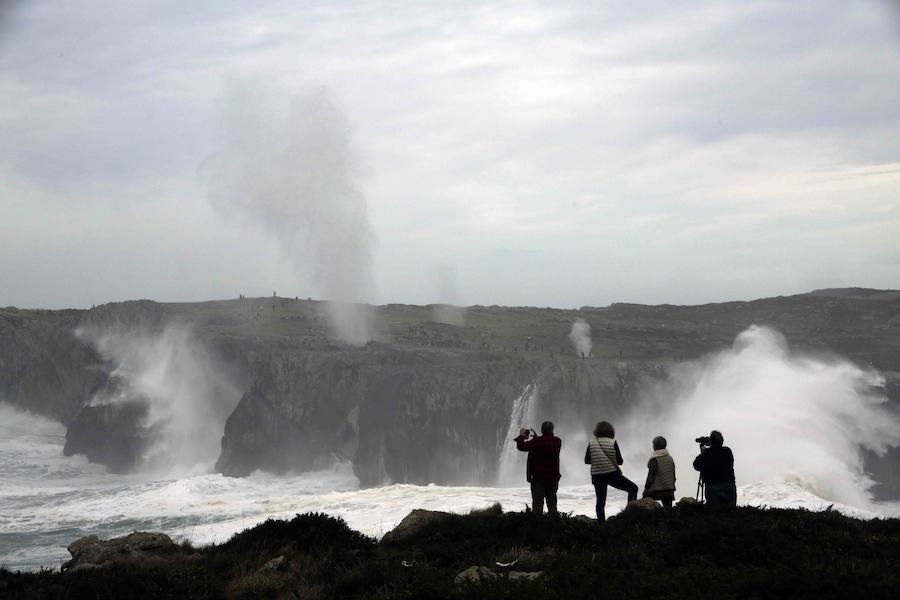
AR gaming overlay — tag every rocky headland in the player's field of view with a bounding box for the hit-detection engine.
[2,288,899,494]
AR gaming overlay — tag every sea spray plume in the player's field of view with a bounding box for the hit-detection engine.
[616,325,900,509]
[432,264,466,326]
[77,324,242,474]
[496,384,539,486]
[207,84,375,345]
[568,318,592,357]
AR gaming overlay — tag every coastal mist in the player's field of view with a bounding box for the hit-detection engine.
[615,326,900,509]
[76,323,243,474]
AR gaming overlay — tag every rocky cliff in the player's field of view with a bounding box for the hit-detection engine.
[2,289,900,494]
[0,308,105,423]
[215,344,664,485]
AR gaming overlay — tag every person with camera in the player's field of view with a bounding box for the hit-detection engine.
[514,421,562,516]
[643,436,676,509]
[692,430,736,506]
[584,421,638,521]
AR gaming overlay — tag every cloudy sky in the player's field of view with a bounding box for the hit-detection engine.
[2,0,899,309]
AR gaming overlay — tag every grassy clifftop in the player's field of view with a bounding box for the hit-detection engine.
[3,504,899,599]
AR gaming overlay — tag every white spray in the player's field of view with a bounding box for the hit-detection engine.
[431,264,466,326]
[207,84,375,345]
[614,326,900,508]
[497,384,538,486]
[568,318,592,358]
[78,325,242,474]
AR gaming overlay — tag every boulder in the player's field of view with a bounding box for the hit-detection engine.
[626,498,664,513]
[571,515,595,525]
[259,555,287,573]
[455,566,497,584]
[677,497,700,507]
[63,531,179,571]
[382,509,454,543]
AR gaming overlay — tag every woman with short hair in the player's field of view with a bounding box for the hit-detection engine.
[584,421,638,521]
[643,435,676,509]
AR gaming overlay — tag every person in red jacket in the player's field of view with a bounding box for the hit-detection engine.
[514,421,562,516]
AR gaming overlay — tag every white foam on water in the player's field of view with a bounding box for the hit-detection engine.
[4,323,900,576]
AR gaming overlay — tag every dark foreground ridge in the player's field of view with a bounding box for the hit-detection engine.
[2,503,899,599]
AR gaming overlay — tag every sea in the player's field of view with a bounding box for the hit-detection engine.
[1,402,895,572]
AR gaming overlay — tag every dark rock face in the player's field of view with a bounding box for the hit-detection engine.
[63,377,153,473]
[0,309,106,424]
[0,300,174,427]
[216,345,544,482]
[215,343,666,486]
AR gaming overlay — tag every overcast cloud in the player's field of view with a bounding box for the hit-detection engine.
[2,0,899,309]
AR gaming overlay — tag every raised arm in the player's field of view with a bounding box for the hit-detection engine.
[514,430,535,452]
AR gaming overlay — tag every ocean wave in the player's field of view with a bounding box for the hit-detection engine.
[2,402,897,572]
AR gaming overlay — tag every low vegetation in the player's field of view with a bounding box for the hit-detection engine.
[2,504,899,599]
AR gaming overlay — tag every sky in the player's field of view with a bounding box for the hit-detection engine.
[1,0,899,309]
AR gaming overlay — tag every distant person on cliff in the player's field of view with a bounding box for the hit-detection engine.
[585,421,638,521]
[643,436,676,509]
[514,421,562,516]
[693,430,736,506]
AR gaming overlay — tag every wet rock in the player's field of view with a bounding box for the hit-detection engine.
[62,531,178,571]
[63,383,152,473]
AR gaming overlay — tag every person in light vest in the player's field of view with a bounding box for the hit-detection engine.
[643,436,676,509]
[584,421,638,521]
[514,421,562,516]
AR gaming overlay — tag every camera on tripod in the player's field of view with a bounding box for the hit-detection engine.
[693,436,711,502]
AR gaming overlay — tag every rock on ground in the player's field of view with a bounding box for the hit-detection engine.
[63,531,182,571]
[455,566,543,584]
[382,509,454,543]
[455,566,497,584]
[259,555,287,572]
[626,497,664,513]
